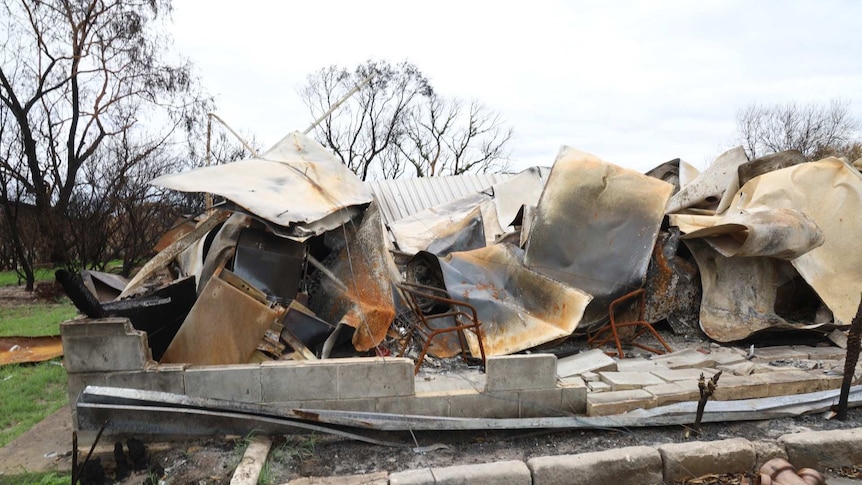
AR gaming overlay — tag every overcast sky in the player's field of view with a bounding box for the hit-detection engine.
[169,0,862,174]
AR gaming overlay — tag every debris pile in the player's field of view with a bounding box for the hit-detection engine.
[59,132,861,370]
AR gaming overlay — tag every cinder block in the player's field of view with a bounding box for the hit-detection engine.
[486,354,556,391]
[260,360,338,402]
[519,388,563,417]
[779,428,862,469]
[658,438,755,483]
[643,382,698,406]
[528,446,662,485]
[376,393,450,416]
[599,371,664,390]
[67,372,107,411]
[185,364,261,402]
[62,318,152,373]
[390,460,530,485]
[336,357,414,398]
[105,367,184,394]
[650,348,715,369]
[60,317,136,337]
[557,349,616,377]
[586,389,653,416]
[415,370,485,393]
[561,379,587,415]
[447,389,519,418]
[752,440,788,468]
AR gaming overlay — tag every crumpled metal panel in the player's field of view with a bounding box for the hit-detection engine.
[160,271,284,365]
[642,230,701,335]
[737,150,807,187]
[678,158,862,325]
[387,167,550,255]
[524,147,673,331]
[307,202,399,351]
[665,146,748,214]
[150,132,373,240]
[431,244,592,356]
[674,208,824,260]
[684,239,826,341]
[645,158,701,195]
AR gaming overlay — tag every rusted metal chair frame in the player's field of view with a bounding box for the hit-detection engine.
[588,288,673,359]
[396,281,487,374]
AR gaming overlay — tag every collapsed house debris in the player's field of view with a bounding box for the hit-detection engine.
[56,130,862,435]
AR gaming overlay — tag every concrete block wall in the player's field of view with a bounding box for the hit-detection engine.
[60,318,580,427]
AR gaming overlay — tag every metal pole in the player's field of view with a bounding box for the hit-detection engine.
[303,71,376,135]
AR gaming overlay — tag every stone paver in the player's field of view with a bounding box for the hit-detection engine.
[389,460,531,485]
[587,389,653,416]
[288,472,388,484]
[528,446,662,485]
[751,346,809,361]
[658,438,755,483]
[649,367,717,383]
[557,349,617,377]
[643,382,699,406]
[599,371,665,390]
[779,428,862,469]
[650,348,716,369]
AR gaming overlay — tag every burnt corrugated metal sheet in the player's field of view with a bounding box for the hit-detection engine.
[366,173,508,226]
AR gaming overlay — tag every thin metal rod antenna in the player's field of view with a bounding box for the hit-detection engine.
[208,112,260,157]
[303,71,376,135]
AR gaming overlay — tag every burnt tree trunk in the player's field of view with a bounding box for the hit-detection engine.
[837,294,862,420]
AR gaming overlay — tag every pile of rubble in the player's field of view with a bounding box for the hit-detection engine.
[58,132,861,372]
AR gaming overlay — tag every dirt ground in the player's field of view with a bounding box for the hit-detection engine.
[2,286,861,483]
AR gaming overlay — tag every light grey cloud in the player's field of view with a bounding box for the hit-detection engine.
[169,0,862,174]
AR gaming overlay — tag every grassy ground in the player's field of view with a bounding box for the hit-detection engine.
[0,304,78,337]
[0,268,56,288]
[1,289,78,451]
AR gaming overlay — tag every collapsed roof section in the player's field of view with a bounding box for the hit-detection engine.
[59,133,862,373]
[150,131,373,241]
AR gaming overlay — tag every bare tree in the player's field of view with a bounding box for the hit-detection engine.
[0,0,209,289]
[301,60,432,181]
[397,96,512,177]
[736,99,860,160]
[300,60,513,180]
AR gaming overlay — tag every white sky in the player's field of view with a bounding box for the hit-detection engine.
[169,0,862,173]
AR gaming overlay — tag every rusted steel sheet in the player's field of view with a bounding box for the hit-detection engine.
[150,132,373,240]
[665,146,748,214]
[642,230,701,335]
[160,271,284,365]
[307,202,399,352]
[423,244,592,357]
[0,336,63,365]
[677,158,862,326]
[684,239,825,342]
[524,147,673,331]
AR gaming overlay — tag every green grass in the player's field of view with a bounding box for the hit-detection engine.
[0,268,56,288]
[0,302,78,337]
[0,471,72,485]
[0,359,69,448]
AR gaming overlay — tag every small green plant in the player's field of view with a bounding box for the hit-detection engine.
[1,471,71,485]
[271,434,318,466]
[257,460,272,485]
